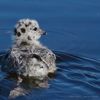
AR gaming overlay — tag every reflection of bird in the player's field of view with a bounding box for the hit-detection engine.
[2,19,56,85]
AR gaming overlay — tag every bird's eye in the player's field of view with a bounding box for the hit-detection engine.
[14,28,17,33]
[16,32,21,37]
[21,28,26,33]
[14,28,17,35]
[33,27,37,31]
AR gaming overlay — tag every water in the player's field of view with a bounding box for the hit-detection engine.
[0,0,100,100]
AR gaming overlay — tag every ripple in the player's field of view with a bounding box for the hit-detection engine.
[0,51,100,99]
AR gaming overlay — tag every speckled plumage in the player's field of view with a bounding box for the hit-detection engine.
[2,19,56,84]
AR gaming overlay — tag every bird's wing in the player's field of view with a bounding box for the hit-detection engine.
[2,48,20,73]
[1,50,14,72]
[32,47,56,67]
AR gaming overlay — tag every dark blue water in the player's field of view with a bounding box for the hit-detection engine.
[0,0,100,100]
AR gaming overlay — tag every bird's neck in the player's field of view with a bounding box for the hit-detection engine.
[32,40,43,48]
[13,40,43,49]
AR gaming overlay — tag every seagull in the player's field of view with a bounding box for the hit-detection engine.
[2,19,57,87]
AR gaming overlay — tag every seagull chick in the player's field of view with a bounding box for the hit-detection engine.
[2,19,57,87]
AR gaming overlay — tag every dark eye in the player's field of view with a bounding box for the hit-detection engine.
[33,27,37,31]
[14,28,17,33]
[21,28,26,33]
[14,28,17,35]
[16,32,21,37]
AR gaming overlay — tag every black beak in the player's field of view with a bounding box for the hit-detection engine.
[43,31,47,35]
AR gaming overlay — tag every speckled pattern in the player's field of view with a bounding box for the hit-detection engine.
[2,19,56,82]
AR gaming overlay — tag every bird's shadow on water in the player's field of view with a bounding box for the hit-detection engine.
[0,51,100,99]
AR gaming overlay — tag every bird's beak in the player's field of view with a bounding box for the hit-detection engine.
[42,30,47,35]
[39,29,47,35]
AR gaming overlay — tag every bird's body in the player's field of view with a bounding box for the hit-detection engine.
[2,19,56,86]
[4,44,56,80]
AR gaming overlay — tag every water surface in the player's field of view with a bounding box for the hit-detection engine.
[0,0,100,100]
